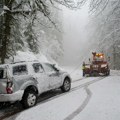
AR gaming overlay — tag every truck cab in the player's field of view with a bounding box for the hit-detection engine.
[83,52,110,76]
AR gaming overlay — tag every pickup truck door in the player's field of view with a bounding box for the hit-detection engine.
[32,63,50,93]
[42,63,62,89]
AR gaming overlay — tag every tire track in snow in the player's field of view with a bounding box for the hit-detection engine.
[36,77,106,106]
[64,77,106,120]
[64,86,92,120]
[72,77,88,83]
[0,77,105,120]
[0,78,85,119]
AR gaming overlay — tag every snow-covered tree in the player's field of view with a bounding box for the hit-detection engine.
[0,0,90,64]
[86,0,120,69]
[0,0,63,63]
[1,0,117,64]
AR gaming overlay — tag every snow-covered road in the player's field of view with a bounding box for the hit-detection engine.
[73,75,120,120]
[1,70,120,120]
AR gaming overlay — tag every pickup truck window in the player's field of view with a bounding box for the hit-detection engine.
[0,69,4,78]
[42,63,56,73]
[13,65,28,75]
[33,63,44,73]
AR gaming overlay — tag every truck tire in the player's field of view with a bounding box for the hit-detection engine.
[21,90,37,109]
[83,71,85,77]
[106,70,110,76]
[61,78,71,92]
[91,71,98,77]
[0,102,3,108]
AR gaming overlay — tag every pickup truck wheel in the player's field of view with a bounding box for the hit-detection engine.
[61,78,71,92]
[0,102,3,108]
[22,90,37,109]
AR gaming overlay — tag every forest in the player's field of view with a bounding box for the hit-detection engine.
[0,0,120,69]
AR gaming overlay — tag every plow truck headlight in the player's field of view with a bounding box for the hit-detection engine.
[101,64,107,68]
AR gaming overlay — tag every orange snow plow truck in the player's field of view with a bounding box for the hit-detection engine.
[83,52,110,76]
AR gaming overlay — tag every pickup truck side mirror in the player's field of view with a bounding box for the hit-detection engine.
[53,64,60,72]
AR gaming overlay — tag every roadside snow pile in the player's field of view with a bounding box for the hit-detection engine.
[6,51,50,63]
[110,70,120,76]
[70,70,82,81]
[14,51,37,62]
[62,66,83,81]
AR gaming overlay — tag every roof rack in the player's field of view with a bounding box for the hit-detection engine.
[10,61,26,64]
[10,60,39,64]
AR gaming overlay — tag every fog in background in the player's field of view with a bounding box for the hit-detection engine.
[61,3,90,66]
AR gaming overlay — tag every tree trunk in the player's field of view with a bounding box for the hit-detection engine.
[0,1,12,64]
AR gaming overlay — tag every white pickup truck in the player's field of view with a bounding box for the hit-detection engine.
[0,61,71,108]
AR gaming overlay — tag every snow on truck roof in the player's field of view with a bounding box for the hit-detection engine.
[0,64,9,68]
[0,61,53,68]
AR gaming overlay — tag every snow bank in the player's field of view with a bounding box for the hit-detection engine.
[110,70,120,76]
[62,66,83,81]
[5,51,50,63]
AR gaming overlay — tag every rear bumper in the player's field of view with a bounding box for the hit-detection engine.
[0,90,24,102]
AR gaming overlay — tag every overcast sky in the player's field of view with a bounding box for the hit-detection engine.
[61,3,90,66]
